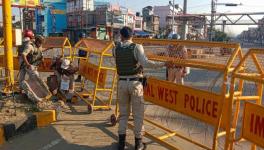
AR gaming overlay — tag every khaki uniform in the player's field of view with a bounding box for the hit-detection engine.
[18,41,40,88]
[113,40,164,138]
[167,45,188,85]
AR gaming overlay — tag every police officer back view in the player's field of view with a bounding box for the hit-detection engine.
[113,27,167,150]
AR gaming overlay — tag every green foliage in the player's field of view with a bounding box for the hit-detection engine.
[213,29,231,42]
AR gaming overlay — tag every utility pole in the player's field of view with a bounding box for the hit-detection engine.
[2,0,14,93]
[182,0,187,40]
[209,1,241,41]
[111,10,114,41]
[210,0,216,41]
[172,0,175,33]
[19,8,24,31]
[222,20,226,32]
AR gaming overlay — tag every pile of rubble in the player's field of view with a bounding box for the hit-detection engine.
[0,96,68,125]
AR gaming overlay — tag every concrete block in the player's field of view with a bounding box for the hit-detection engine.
[34,110,56,127]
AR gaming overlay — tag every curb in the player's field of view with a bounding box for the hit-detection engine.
[0,109,56,146]
[34,110,57,127]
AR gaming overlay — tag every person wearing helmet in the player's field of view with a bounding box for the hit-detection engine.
[18,30,43,90]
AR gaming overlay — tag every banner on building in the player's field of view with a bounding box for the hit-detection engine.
[51,9,66,15]
[0,0,40,7]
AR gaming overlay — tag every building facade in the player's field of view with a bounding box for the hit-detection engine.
[134,14,143,31]
[142,6,160,33]
[166,15,207,39]
[153,5,182,30]
[238,17,264,44]
[36,0,67,36]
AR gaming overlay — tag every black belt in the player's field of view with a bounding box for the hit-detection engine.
[119,77,143,81]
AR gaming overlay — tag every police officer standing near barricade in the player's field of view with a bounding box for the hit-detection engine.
[18,30,44,91]
[167,44,188,84]
[113,27,169,150]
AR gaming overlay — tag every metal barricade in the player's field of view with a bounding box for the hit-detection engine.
[40,37,72,72]
[0,37,72,93]
[0,38,3,48]
[73,39,116,114]
[227,48,264,150]
[112,38,244,150]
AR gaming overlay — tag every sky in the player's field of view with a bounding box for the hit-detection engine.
[109,0,264,35]
[1,0,264,35]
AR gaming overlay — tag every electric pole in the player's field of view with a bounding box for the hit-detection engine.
[209,0,241,41]
[172,0,175,33]
[182,0,187,40]
[210,0,216,41]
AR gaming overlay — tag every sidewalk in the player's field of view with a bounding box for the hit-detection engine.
[0,103,168,150]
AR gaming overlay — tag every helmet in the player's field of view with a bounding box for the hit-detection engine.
[24,29,34,39]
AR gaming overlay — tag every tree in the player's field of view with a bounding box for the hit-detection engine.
[213,29,231,42]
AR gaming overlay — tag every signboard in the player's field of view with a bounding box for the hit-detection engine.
[50,9,66,15]
[242,102,264,148]
[144,77,223,126]
[79,59,107,87]
[0,0,40,7]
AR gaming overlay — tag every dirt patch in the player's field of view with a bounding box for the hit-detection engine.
[0,95,68,125]
[0,99,28,125]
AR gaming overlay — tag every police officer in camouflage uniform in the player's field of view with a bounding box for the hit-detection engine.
[18,30,43,90]
[113,27,167,150]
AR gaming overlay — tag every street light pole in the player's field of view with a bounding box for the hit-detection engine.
[210,0,216,41]
[209,1,242,41]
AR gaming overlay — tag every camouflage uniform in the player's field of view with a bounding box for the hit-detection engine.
[18,41,41,89]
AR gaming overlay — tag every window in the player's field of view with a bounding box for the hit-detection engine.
[135,20,141,28]
[40,15,44,22]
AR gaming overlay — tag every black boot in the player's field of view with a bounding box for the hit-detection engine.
[135,138,146,150]
[118,134,126,150]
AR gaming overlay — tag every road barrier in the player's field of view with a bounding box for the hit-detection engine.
[0,37,72,93]
[120,38,245,150]
[0,38,3,48]
[42,37,72,59]
[40,37,72,72]
[0,37,72,72]
[227,48,264,150]
[74,39,116,114]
